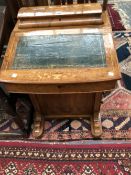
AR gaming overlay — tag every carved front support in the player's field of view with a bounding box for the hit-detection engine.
[30,94,44,138]
[91,92,103,137]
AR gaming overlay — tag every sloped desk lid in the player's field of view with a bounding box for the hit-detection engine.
[0,28,120,84]
[0,4,120,85]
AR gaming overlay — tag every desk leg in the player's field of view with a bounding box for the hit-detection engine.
[30,95,44,138]
[91,92,102,137]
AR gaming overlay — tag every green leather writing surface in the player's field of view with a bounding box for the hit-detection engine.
[12,33,106,69]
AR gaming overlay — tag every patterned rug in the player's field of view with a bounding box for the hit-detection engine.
[113,32,131,90]
[107,4,125,31]
[0,141,131,174]
[0,89,32,138]
[113,1,131,30]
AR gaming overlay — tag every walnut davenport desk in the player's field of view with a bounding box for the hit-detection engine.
[0,4,120,138]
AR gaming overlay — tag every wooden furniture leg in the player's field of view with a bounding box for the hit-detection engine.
[30,94,44,138]
[91,92,103,137]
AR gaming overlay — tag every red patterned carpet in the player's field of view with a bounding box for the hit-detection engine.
[0,141,130,175]
[107,4,125,31]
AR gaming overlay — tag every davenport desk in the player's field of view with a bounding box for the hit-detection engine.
[0,3,121,138]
